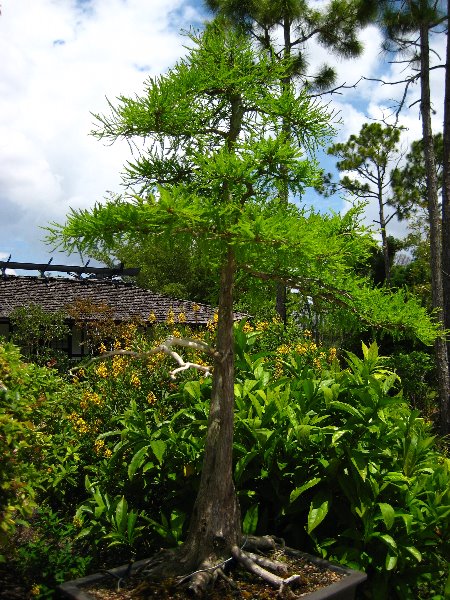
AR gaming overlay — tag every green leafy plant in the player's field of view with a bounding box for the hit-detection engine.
[75,477,145,555]
[12,506,91,599]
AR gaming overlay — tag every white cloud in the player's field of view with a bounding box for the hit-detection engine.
[0,0,204,262]
[0,1,445,264]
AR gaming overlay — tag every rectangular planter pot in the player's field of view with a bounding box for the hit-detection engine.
[57,550,367,600]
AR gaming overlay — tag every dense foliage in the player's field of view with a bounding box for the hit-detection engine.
[1,322,449,599]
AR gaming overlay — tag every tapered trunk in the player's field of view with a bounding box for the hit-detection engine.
[181,246,241,565]
[442,0,450,381]
[420,22,450,434]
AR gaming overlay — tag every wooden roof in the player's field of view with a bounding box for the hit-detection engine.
[0,276,226,325]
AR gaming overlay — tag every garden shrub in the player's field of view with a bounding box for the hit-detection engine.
[83,333,449,599]
[2,323,449,599]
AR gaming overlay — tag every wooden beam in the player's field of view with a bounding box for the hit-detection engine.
[0,261,140,277]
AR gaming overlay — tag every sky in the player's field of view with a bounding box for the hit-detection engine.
[0,0,446,271]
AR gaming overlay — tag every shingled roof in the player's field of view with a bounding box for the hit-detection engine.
[0,276,223,325]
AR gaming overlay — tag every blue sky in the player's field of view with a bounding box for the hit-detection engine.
[0,0,445,270]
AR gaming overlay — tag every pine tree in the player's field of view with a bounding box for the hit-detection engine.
[379,0,450,434]
[327,123,403,283]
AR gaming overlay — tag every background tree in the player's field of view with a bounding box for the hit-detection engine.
[327,123,403,283]
[379,0,450,434]
[47,23,438,595]
[205,0,376,322]
[442,0,450,351]
[390,133,443,220]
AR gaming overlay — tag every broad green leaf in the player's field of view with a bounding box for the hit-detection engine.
[115,497,128,534]
[289,478,321,504]
[331,429,347,445]
[385,553,397,571]
[128,445,150,479]
[378,534,397,551]
[184,381,201,401]
[330,401,363,419]
[405,546,422,562]
[243,379,259,398]
[378,502,395,530]
[150,439,167,464]
[243,504,259,535]
[307,495,329,534]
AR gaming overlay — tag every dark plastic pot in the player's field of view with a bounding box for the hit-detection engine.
[57,550,367,600]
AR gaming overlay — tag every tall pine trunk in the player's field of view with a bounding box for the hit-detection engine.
[442,0,450,428]
[420,22,450,435]
[378,183,391,283]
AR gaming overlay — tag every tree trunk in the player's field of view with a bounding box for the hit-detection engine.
[442,0,450,395]
[181,245,241,566]
[274,14,293,324]
[420,22,450,435]
[378,185,391,283]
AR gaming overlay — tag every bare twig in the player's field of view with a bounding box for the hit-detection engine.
[69,337,218,379]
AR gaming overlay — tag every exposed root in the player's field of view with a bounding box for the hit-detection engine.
[187,560,218,596]
[231,545,302,599]
[243,534,278,552]
[217,567,239,590]
[136,536,304,598]
[244,551,289,575]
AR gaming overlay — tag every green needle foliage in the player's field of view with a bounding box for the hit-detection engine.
[47,23,438,346]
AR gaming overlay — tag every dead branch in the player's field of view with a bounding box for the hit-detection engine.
[69,337,218,379]
[308,77,363,98]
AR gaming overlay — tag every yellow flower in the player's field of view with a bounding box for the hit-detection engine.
[304,330,312,338]
[213,312,219,323]
[255,321,269,331]
[112,355,126,378]
[104,448,112,458]
[328,347,337,361]
[147,391,157,405]
[98,342,107,354]
[130,372,141,388]
[95,362,108,378]
[30,584,41,597]
[172,329,181,338]
[177,312,186,323]
[192,303,200,312]
[313,358,322,370]
[94,439,105,454]
[148,311,157,323]
[113,339,122,350]
[242,322,254,333]
[166,309,175,325]
[277,344,291,355]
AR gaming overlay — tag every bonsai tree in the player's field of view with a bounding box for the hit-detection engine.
[47,22,438,596]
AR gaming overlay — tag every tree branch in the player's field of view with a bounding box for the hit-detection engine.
[69,337,218,379]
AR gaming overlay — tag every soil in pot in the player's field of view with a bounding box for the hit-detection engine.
[79,549,346,600]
